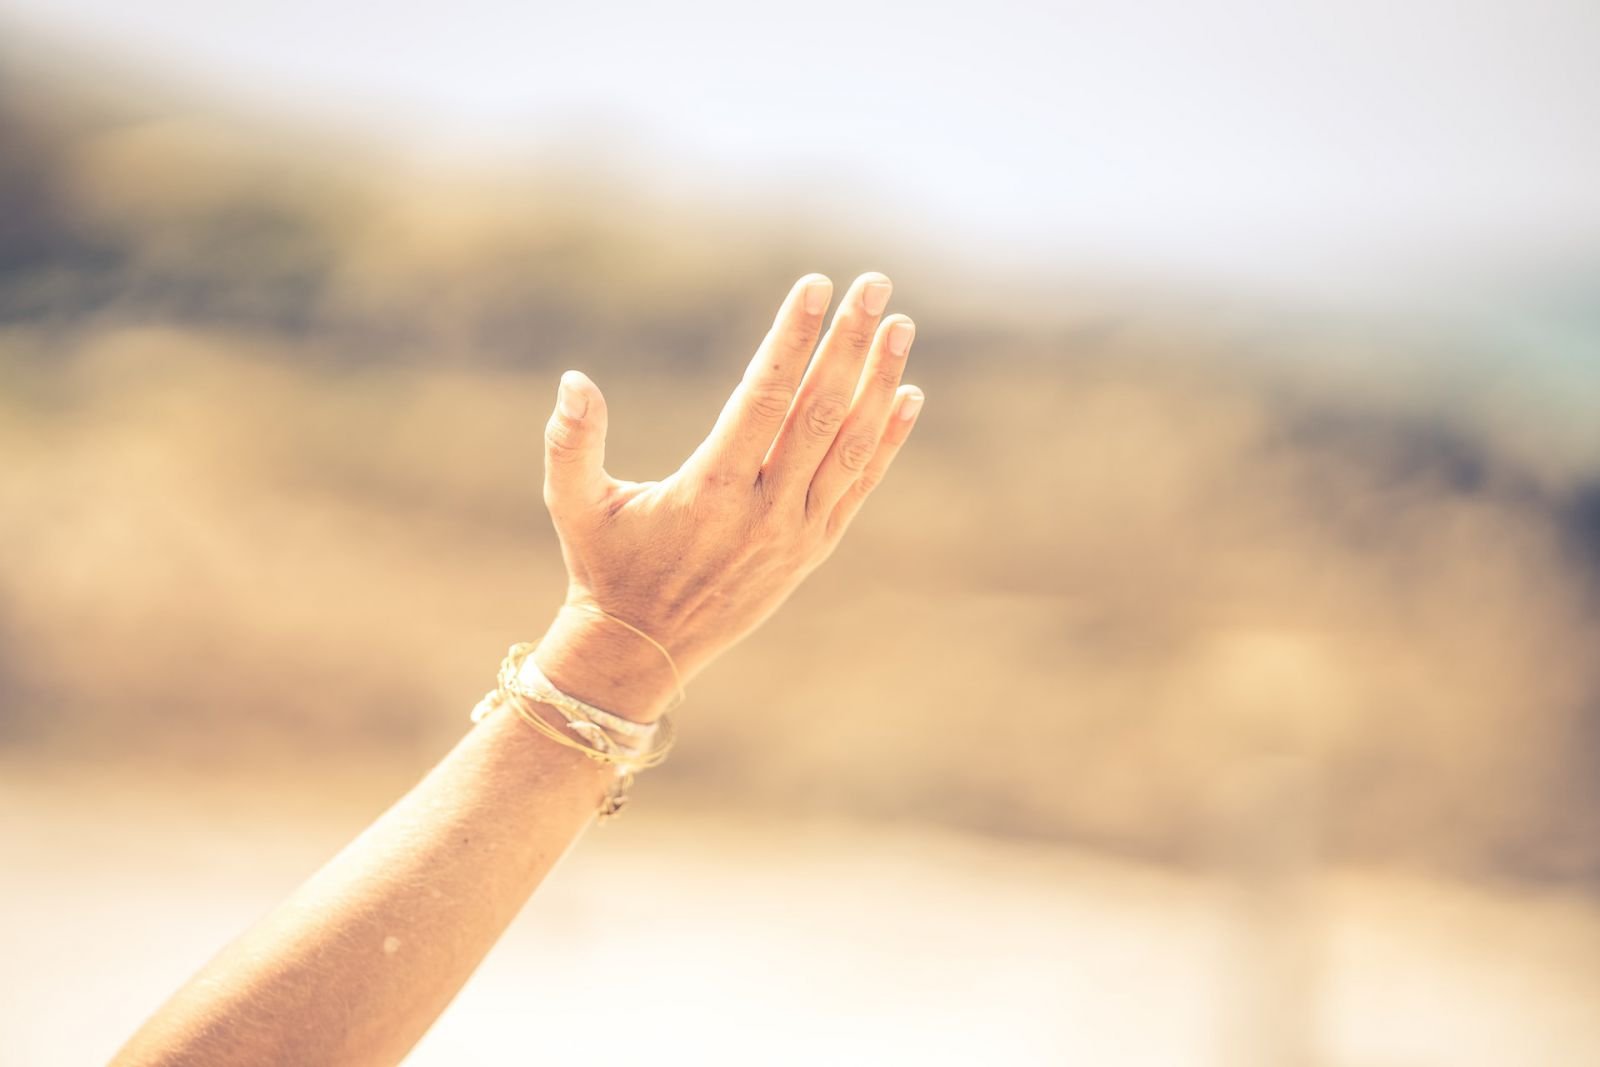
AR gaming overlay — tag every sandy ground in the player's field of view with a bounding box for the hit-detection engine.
[4,765,1599,1067]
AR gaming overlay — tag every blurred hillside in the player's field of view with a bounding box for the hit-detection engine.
[3,46,1599,885]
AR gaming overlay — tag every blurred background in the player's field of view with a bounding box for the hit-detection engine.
[2,2,1598,1064]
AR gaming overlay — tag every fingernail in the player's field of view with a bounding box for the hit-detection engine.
[861,278,892,316]
[899,389,924,420]
[887,319,915,357]
[803,276,832,316]
[558,372,588,419]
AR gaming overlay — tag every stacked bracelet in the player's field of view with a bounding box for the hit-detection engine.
[470,641,678,821]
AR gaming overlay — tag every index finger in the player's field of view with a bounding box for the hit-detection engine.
[685,274,833,483]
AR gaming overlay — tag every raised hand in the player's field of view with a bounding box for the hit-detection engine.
[533,272,923,721]
[108,276,926,1067]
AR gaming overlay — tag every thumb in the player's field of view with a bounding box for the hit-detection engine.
[542,369,609,519]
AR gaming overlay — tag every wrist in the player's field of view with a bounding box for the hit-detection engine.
[530,605,679,724]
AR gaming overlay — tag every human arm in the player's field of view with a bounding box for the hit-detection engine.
[109,271,923,1067]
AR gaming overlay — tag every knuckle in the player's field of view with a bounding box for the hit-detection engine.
[744,383,793,423]
[775,320,820,358]
[840,319,875,350]
[543,418,585,463]
[802,394,848,438]
[836,429,878,473]
[872,362,904,391]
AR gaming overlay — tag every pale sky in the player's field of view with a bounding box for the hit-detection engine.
[5,0,1600,303]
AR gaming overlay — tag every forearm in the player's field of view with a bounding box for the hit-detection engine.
[111,621,666,1067]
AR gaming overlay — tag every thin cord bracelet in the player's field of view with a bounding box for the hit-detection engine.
[565,601,687,711]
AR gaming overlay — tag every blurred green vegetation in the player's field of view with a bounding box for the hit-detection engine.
[3,50,1599,884]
